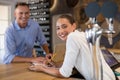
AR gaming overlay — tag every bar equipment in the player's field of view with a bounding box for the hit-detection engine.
[101,1,118,45]
[85,1,118,80]
[85,2,102,80]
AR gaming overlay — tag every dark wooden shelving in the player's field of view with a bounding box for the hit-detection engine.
[27,0,51,56]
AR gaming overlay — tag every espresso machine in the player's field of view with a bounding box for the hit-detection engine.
[85,1,118,80]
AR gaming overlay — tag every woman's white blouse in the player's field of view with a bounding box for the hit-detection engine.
[59,30,115,80]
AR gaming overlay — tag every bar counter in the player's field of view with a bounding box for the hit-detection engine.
[0,63,81,80]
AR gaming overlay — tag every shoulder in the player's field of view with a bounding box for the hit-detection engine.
[68,30,85,39]
[5,22,15,33]
[28,19,41,29]
[29,19,39,26]
[67,30,87,45]
[29,19,37,23]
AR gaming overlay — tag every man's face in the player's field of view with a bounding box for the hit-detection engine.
[14,5,30,28]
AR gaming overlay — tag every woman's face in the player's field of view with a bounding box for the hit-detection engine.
[56,18,76,41]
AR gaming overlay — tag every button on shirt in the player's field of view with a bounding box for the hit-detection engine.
[3,19,47,64]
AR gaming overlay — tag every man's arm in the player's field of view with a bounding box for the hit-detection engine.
[11,56,46,63]
[42,43,50,54]
[42,43,53,60]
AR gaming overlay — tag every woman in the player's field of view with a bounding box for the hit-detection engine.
[29,14,115,80]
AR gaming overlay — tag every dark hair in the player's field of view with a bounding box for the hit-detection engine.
[15,2,29,9]
[58,14,75,25]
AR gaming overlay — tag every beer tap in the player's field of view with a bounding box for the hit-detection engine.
[101,1,118,45]
[85,2,102,80]
[105,18,115,45]
[85,1,118,80]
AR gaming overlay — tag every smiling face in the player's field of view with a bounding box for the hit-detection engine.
[14,5,30,28]
[56,18,76,41]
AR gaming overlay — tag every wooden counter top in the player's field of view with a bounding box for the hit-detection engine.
[0,63,81,80]
[107,48,120,54]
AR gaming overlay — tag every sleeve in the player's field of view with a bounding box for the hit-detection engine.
[36,24,48,46]
[3,28,16,64]
[59,34,80,77]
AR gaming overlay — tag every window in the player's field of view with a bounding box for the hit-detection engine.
[0,5,10,63]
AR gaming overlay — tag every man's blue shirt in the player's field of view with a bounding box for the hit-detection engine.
[3,19,47,64]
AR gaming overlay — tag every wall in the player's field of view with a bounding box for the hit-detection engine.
[50,0,95,50]
[1,0,120,52]
[50,0,79,50]
[0,0,28,22]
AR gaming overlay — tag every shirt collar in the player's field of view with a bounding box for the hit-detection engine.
[14,20,30,30]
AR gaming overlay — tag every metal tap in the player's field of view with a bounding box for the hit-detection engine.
[85,18,103,80]
[85,18,103,45]
[105,18,115,45]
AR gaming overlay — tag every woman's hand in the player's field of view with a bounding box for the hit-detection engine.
[29,62,62,77]
[29,63,45,72]
[30,57,46,63]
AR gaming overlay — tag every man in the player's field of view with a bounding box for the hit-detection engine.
[3,2,51,64]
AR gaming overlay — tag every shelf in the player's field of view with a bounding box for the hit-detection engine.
[28,0,51,54]
[30,14,49,18]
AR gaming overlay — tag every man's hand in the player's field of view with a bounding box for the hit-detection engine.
[46,53,53,60]
[31,57,46,63]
